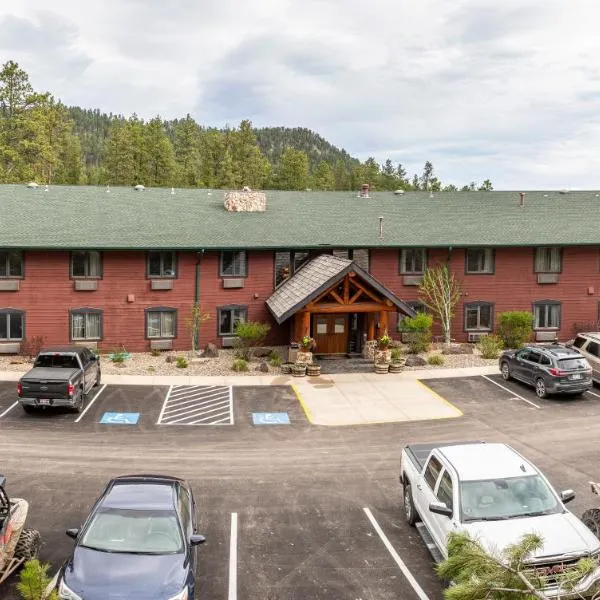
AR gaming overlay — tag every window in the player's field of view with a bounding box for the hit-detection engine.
[146,308,177,338]
[0,310,23,341]
[218,306,247,336]
[424,456,443,490]
[147,252,176,278]
[436,471,454,511]
[71,309,102,340]
[71,251,102,278]
[535,247,562,273]
[586,341,600,358]
[573,335,587,349]
[0,251,23,278]
[332,249,370,271]
[220,251,247,277]
[534,301,560,329]
[464,302,493,331]
[465,248,494,274]
[540,354,551,366]
[400,249,426,274]
[275,251,310,287]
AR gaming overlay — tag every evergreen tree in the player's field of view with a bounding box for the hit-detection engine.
[230,120,269,189]
[478,178,493,191]
[173,115,201,187]
[312,160,335,190]
[143,116,175,186]
[276,147,309,190]
[104,121,136,185]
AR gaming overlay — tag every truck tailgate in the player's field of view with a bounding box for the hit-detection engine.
[20,368,78,399]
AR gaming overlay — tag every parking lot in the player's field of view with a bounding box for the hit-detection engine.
[3,374,600,599]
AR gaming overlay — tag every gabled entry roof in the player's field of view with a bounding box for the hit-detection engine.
[266,254,416,324]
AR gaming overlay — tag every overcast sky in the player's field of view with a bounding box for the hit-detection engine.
[2,0,600,189]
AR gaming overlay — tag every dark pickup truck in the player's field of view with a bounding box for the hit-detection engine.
[17,346,101,414]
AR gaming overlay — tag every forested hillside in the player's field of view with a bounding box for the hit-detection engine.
[0,61,493,192]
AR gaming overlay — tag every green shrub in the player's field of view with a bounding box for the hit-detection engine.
[399,311,433,332]
[398,311,433,353]
[233,321,271,360]
[175,356,188,369]
[18,559,59,600]
[111,351,125,364]
[150,348,161,357]
[390,348,403,361]
[427,354,445,366]
[498,311,533,349]
[232,358,249,372]
[269,354,282,367]
[147,366,156,373]
[268,349,280,360]
[477,334,503,359]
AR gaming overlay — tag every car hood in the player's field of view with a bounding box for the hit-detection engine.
[62,546,188,600]
[463,512,600,559]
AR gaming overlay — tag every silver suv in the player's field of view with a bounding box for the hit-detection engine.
[570,332,600,384]
[499,344,593,398]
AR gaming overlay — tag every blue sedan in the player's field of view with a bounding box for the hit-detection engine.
[55,474,205,600]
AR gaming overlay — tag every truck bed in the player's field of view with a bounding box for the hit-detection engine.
[405,441,484,471]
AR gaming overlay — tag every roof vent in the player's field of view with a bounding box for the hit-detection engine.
[44,184,49,192]
[106,185,110,193]
[242,185,252,192]
[394,189,404,195]
[26,182,38,189]
[134,184,145,191]
[171,187,175,195]
[519,192,526,207]
[559,189,569,194]
[359,184,370,198]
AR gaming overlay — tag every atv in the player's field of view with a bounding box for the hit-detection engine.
[0,475,41,584]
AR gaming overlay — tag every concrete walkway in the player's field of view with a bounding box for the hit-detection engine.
[2,365,498,426]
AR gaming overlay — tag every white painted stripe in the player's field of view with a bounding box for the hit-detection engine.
[229,385,234,425]
[156,385,173,424]
[183,409,231,423]
[228,512,237,600]
[586,390,600,398]
[74,384,107,423]
[168,389,229,403]
[481,375,541,409]
[169,385,222,398]
[0,401,18,420]
[363,507,429,600]
[163,406,230,425]
[162,395,229,414]
[162,399,230,418]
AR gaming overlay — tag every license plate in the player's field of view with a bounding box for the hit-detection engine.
[570,373,582,380]
[38,399,51,405]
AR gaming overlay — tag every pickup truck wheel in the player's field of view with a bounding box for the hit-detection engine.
[22,405,37,414]
[501,362,511,380]
[94,370,101,387]
[535,378,548,399]
[582,508,600,539]
[403,483,419,526]
[70,391,84,414]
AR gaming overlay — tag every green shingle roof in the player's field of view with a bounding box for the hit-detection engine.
[2,185,600,249]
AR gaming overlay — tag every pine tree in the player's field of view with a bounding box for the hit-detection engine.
[104,121,136,185]
[230,120,270,189]
[173,115,201,187]
[312,160,335,190]
[276,147,309,190]
[143,117,175,186]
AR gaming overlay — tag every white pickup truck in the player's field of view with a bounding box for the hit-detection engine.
[400,441,600,598]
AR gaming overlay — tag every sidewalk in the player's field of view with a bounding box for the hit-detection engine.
[1,365,498,426]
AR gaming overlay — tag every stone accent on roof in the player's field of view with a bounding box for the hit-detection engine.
[224,189,266,212]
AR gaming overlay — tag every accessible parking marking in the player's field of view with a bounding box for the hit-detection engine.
[157,385,233,425]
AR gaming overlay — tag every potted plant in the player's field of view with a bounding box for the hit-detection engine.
[306,362,321,376]
[374,362,390,374]
[280,361,294,374]
[291,363,307,377]
[389,348,404,374]
[377,334,392,350]
[299,336,316,352]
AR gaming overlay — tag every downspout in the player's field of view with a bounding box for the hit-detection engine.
[194,250,204,351]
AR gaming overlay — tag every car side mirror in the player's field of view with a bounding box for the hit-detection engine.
[560,489,576,504]
[429,501,453,518]
[66,528,79,539]
[190,534,206,546]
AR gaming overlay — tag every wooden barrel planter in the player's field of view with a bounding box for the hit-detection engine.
[389,362,404,374]
[280,362,293,374]
[291,363,307,377]
[306,364,321,377]
[374,363,390,374]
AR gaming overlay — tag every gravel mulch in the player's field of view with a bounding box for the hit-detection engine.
[0,343,497,377]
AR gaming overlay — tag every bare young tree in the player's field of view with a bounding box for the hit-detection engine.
[419,264,462,345]
[438,531,600,600]
[185,303,211,353]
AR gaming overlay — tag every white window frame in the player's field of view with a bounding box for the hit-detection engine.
[534,302,560,329]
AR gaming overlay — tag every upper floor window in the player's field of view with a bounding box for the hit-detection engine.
[71,251,102,278]
[146,308,177,338]
[148,251,177,278]
[218,306,247,336]
[0,251,23,278]
[71,309,102,340]
[400,249,426,274]
[220,251,247,277]
[534,301,560,329]
[465,248,494,274]
[535,247,562,273]
[0,309,23,341]
[332,249,370,271]
[465,302,493,331]
[275,251,310,287]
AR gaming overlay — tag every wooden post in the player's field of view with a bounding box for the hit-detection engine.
[379,310,388,335]
[301,311,311,338]
[367,313,375,340]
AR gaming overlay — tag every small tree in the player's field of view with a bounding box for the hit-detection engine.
[438,531,599,600]
[17,559,59,600]
[233,321,270,360]
[185,303,211,353]
[419,264,462,346]
[397,312,433,354]
[498,311,533,349]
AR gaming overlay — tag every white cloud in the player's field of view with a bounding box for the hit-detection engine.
[2,0,600,188]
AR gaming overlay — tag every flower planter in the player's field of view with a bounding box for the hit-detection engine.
[291,364,307,377]
[389,361,404,374]
[295,351,313,365]
[306,364,321,377]
[374,349,392,364]
[280,362,294,374]
[374,363,390,374]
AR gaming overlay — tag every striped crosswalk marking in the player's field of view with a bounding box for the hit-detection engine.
[157,385,233,425]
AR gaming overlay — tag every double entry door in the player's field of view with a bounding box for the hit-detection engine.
[312,314,348,354]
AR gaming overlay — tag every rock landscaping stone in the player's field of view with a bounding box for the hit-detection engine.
[404,355,428,367]
[442,344,474,355]
[295,351,313,364]
[362,340,377,361]
[256,361,269,373]
[253,347,272,358]
[165,355,175,363]
[201,343,219,358]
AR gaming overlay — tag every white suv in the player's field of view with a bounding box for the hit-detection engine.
[571,332,600,384]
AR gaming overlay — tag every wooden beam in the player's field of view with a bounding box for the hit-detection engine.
[312,302,395,313]
[343,276,350,303]
[367,313,375,340]
[301,311,311,338]
[349,289,362,304]
[350,278,382,303]
[379,310,389,335]
[328,289,345,305]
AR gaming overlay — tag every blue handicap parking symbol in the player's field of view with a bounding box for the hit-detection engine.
[252,412,290,425]
[99,412,140,425]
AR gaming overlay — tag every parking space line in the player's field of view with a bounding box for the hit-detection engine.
[481,375,541,409]
[229,386,234,425]
[363,507,429,600]
[0,401,18,419]
[587,390,600,398]
[74,384,107,423]
[228,512,238,600]
[156,385,173,425]
[158,385,232,425]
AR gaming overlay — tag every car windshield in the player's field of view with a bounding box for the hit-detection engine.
[460,475,561,522]
[558,357,589,370]
[80,508,183,554]
[34,354,79,369]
